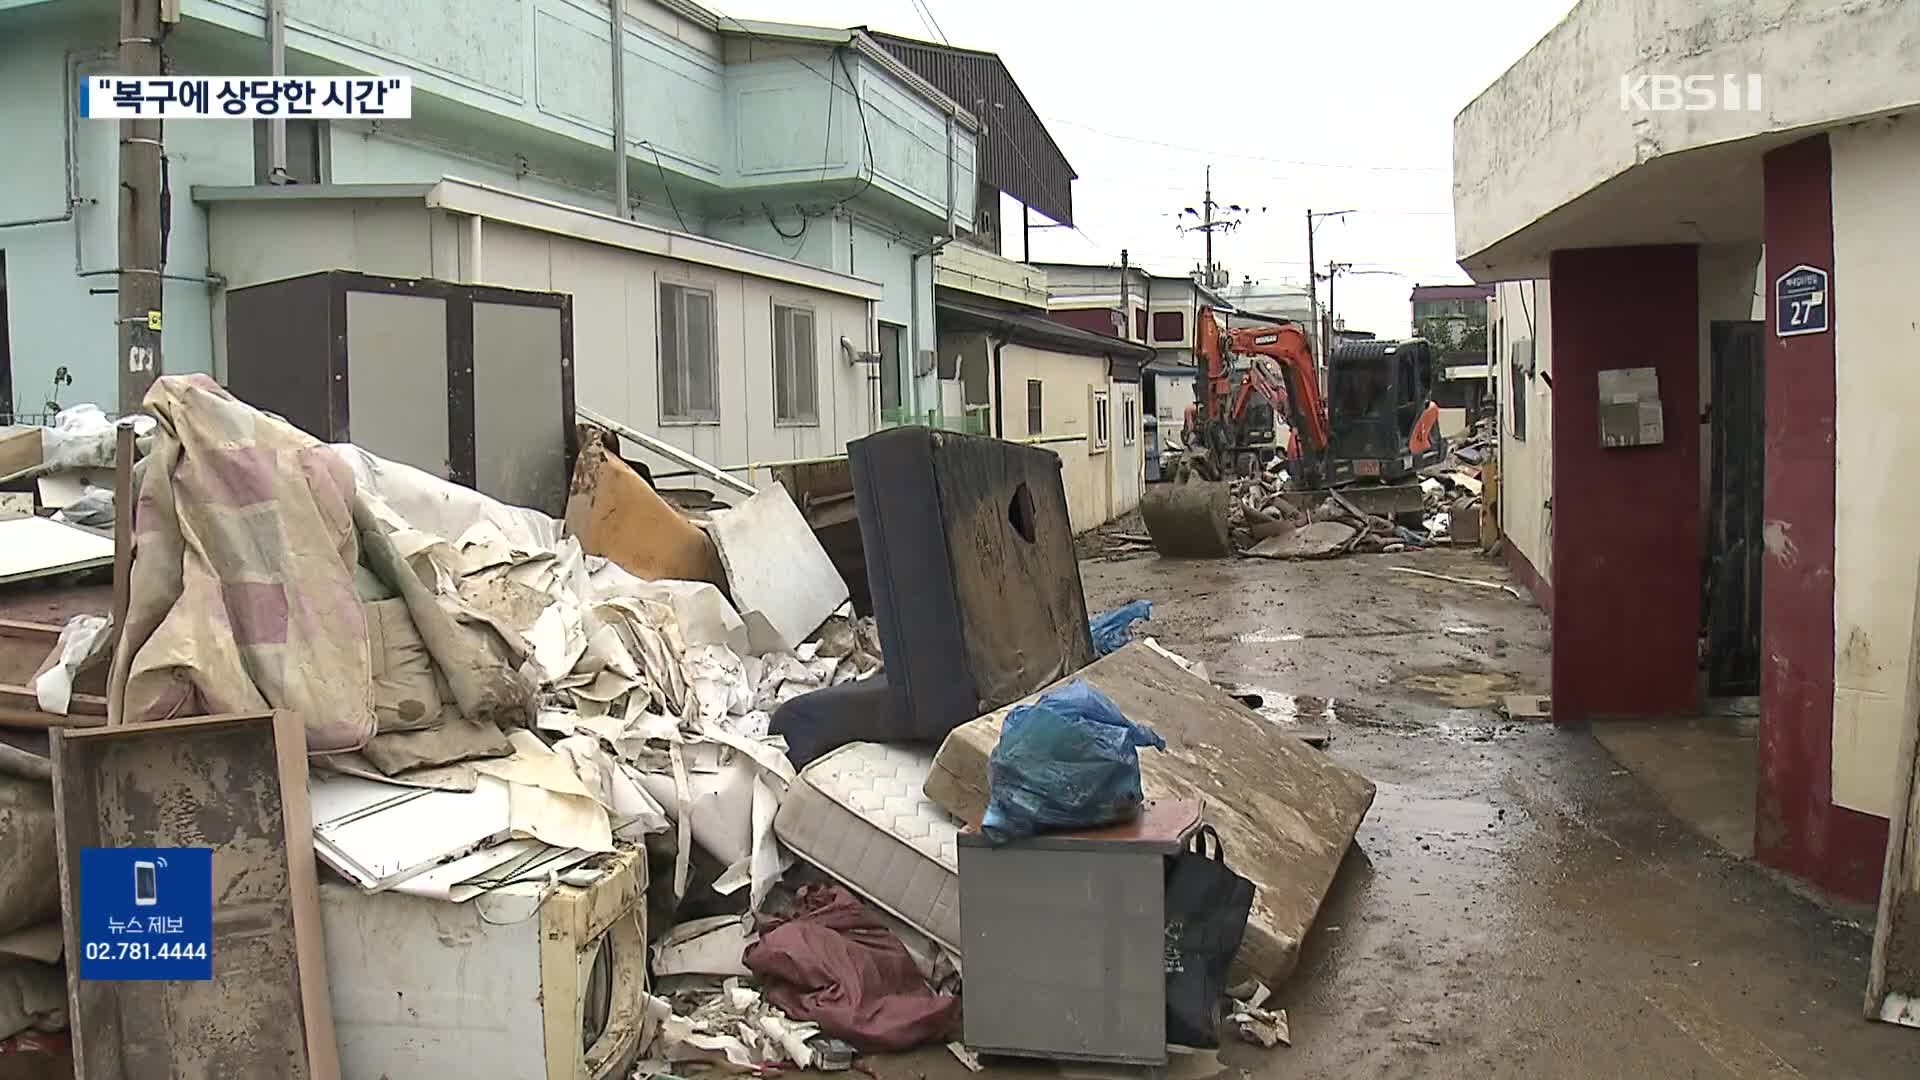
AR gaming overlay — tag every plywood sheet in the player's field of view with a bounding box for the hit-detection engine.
[925,642,1375,985]
[52,712,338,1080]
[0,518,113,585]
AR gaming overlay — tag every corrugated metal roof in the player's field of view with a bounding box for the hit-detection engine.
[868,31,1075,227]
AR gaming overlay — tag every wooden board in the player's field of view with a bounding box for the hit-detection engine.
[52,712,340,1079]
[562,440,723,586]
[924,641,1376,985]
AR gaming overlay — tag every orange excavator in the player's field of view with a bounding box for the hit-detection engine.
[1182,306,1444,488]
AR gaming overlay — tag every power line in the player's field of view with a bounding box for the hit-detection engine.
[1051,117,1448,174]
[907,0,950,44]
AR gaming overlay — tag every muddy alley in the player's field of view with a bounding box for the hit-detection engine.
[884,547,1920,1080]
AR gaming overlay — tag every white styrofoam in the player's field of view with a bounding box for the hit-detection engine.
[705,484,848,655]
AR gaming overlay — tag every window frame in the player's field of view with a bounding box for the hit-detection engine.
[878,321,907,415]
[1090,387,1111,453]
[1152,309,1186,344]
[772,301,820,427]
[1122,392,1138,445]
[658,279,720,425]
[1026,379,1043,436]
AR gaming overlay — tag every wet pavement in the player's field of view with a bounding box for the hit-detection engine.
[883,547,1920,1079]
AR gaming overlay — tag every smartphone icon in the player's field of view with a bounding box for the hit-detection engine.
[134,861,158,906]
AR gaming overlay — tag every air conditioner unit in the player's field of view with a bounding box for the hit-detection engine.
[320,849,648,1080]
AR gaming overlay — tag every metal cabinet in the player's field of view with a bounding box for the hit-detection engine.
[224,271,575,516]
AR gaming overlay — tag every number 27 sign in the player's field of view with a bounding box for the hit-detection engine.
[1775,264,1830,338]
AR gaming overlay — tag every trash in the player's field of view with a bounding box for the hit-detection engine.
[1388,565,1524,598]
[927,642,1375,985]
[53,711,336,1077]
[0,427,41,479]
[562,438,726,587]
[40,404,149,471]
[706,483,850,655]
[0,517,114,587]
[808,1037,854,1070]
[0,959,65,1041]
[1164,826,1256,1049]
[1089,599,1152,656]
[29,615,110,716]
[947,1041,985,1072]
[1449,496,1483,546]
[981,679,1165,844]
[849,426,1096,742]
[639,976,819,1073]
[1502,694,1552,720]
[1227,1003,1290,1048]
[768,675,899,769]
[471,729,618,854]
[1247,520,1358,560]
[743,883,959,1052]
[957,800,1202,1067]
[310,771,514,891]
[773,741,961,952]
[652,914,754,978]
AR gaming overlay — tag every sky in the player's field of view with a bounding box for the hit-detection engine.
[722,0,1579,337]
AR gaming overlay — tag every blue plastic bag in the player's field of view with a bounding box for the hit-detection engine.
[1088,599,1151,656]
[981,680,1166,844]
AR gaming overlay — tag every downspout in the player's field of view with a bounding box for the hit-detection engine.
[266,0,288,182]
[944,111,956,239]
[910,235,953,424]
[609,0,628,217]
[992,332,1007,438]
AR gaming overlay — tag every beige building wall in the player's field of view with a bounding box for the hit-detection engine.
[991,343,1139,534]
[1492,280,1553,584]
[1830,117,1920,818]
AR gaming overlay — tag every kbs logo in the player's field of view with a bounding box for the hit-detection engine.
[1619,73,1763,112]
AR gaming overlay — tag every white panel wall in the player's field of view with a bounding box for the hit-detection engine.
[992,344,1112,533]
[1493,280,1553,584]
[1830,117,1920,818]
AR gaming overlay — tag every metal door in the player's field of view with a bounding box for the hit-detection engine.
[1706,320,1766,695]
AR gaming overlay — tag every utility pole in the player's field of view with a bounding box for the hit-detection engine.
[1304,209,1318,350]
[118,0,165,413]
[1178,166,1258,292]
[609,0,628,218]
[1202,165,1214,289]
[1326,261,1353,351]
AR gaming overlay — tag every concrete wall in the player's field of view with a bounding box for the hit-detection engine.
[1830,116,1920,821]
[1110,380,1143,519]
[1492,280,1553,595]
[1454,0,1920,272]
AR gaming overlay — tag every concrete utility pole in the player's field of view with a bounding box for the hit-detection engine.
[1179,165,1256,292]
[1202,165,1214,289]
[1304,209,1318,350]
[118,0,165,413]
[609,0,628,218]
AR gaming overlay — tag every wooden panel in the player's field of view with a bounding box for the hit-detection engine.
[52,712,338,1080]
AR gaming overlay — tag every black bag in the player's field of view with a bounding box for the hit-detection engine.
[1163,825,1254,1048]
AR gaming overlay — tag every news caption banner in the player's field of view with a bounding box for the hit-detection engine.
[77,847,213,981]
[81,76,412,119]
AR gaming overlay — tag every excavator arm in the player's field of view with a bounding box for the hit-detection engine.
[1226,322,1331,454]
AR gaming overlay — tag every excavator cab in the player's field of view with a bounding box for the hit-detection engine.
[1324,339,1446,483]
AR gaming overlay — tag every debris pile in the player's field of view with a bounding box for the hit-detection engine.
[3,380,1375,1077]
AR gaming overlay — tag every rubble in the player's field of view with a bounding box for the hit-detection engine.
[0,380,1377,1074]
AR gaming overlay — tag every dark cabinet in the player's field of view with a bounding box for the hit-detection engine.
[224,271,575,516]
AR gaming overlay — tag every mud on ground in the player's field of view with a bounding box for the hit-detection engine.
[876,547,1920,1080]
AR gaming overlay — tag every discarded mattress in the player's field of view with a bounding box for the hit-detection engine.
[773,741,960,952]
[848,427,1094,740]
[923,641,1376,985]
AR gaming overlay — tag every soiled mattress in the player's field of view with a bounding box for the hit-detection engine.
[773,741,961,951]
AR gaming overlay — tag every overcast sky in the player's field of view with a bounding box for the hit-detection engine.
[724,0,1577,336]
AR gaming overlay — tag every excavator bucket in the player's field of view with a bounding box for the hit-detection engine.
[1139,479,1234,558]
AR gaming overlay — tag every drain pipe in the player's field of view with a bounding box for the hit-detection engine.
[609,0,628,217]
[992,332,1007,438]
[266,0,289,182]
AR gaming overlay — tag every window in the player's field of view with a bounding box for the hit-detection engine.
[1133,308,1148,343]
[659,282,718,422]
[252,119,327,184]
[1122,393,1137,445]
[1090,388,1110,452]
[773,303,818,425]
[1152,310,1186,344]
[1509,338,1532,442]
[1026,379,1043,435]
[878,322,905,414]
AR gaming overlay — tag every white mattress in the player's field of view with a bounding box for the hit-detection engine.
[773,741,961,951]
